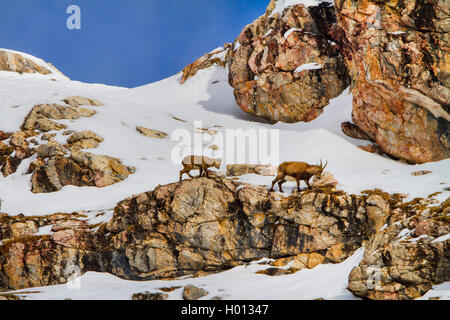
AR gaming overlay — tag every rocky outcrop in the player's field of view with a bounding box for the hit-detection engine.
[183,284,208,300]
[0,50,52,75]
[334,0,449,163]
[181,47,228,84]
[0,97,134,193]
[0,212,110,291]
[0,177,447,299]
[341,122,372,141]
[0,177,380,290]
[348,197,450,300]
[66,131,104,150]
[105,177,379,281]
[62,96,103,108]
[227,1,350,123]
[136,126,168,139]
[30,147,134,193]
[21,104,97,132]
[179,0,449,164]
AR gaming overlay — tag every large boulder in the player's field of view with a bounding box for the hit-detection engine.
[348,198,450,300]
[30,149,134,193]
[334,0,450,163]
[227,1,350,123]
[0,97,134,193]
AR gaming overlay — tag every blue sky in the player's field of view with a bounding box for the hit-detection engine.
[0,0,267,88]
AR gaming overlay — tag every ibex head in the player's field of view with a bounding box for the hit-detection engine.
[313,159,328,178]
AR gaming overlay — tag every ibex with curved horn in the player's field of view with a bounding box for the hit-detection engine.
[269,160,328,193]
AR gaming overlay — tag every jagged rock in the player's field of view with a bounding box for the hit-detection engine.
[181,47,228,84]
[1,178,447,300]
[325,243,347,263]
[1,131,35,177]
[62,130,76,136]
[0,50,51,75]
[41,133,57,141]
[30,150,133,193]
[10,221,38,238]
[227,1,350,123]
[51,220,88,232]
[66,131,104,150]
[271,252,325,270]
[226,164,277,177]
[334,0,450,163]
[0,142,13,159]
[311,171,338,188]
[0,234,108,290]
[105,177,381,280]
[136,126,168,139]
[70,151,134,188]
[36,141,67,158]
[341,122,372,141]
[21,104,96,132]
[183,284,208,300]
[348,200,450,300]
[9,131,30,149]
[365,195,391,233]
[62,96,103,108]
[51,229,91,249]
[0,131,12,141]
[132,292,169,301]
[1,96,131,189]
[30,156,95,193]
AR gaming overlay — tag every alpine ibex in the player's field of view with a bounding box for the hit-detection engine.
[269,160,328,192]
[179,155,221,181]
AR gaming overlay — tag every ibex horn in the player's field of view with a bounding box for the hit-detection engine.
[322,160,328,170]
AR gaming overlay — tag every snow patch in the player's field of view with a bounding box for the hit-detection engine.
[294,62,322,73]
[431,233,450,244]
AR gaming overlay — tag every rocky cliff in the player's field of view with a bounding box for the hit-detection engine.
[182,0,449,163]
[0,96,134,193]
[334,0,449,164]
[0,177,448,300]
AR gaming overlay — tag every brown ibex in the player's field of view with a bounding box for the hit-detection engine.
[179,155,222,182]
[269,160,328,192]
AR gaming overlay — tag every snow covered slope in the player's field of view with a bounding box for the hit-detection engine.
[0,61,448,217]
[0,51,448,300]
